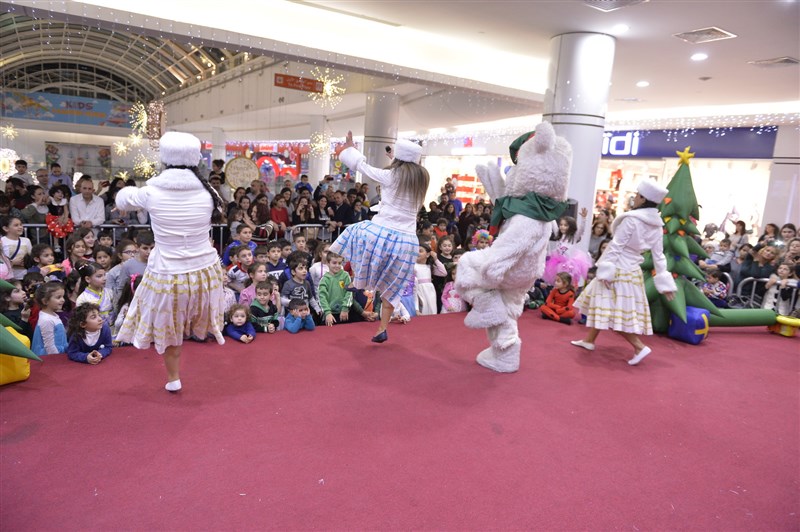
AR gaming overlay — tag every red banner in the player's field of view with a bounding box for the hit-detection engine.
[274,74,323,93]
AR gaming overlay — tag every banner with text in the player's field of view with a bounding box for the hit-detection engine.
[1,91,131,128]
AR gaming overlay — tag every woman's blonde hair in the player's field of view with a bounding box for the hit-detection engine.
[388,159,430,209]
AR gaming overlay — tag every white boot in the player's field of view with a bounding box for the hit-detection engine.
[476,341,521,373]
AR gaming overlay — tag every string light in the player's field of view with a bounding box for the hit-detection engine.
[128,102,148,133]
[309,130,331,156]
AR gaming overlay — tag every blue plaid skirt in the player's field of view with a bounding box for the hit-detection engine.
[330,221,418,306]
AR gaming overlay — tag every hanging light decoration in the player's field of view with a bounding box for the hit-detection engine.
[308,67,345,110]
[115,170,130,180]
[129,101,148,134]
[0,123,19,140]
[146,100,166,149]
[113,140,130,155]
[133,153,158,178]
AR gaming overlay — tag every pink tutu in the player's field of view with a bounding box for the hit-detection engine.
[543,249,593,285]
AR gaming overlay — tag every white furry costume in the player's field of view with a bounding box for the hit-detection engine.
[456,122,572,372]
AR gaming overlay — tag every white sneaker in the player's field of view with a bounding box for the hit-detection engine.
[628,346,652,366]
[570,340,595,351]
[165,379,182,392]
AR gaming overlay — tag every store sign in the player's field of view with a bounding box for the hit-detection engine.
[274,74,323,93]
[601,127,778,159]
[1,90,131,127]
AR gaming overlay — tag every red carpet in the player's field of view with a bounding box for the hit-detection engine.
[1,312,798,530]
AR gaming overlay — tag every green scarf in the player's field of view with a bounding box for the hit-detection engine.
[490,192,568,229]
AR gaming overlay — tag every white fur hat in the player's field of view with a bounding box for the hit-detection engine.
[637,178,669,203]
[159,131,201,166]
[394,139,423,164]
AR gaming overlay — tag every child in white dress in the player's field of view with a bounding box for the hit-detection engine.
[414,243,446,315]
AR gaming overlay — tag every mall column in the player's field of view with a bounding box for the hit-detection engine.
[211,127,226,165]
[308,115,331,187]
[543,32,616,252]
[360,92,400,190]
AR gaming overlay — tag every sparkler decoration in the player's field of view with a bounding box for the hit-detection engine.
[113,141,130,155]
[1,124,18,140]
[309,130,331,156]
[308,67,346,110]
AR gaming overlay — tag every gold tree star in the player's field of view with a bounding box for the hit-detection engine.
[676,146,695,166]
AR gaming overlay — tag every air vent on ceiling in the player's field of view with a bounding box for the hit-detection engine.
[583,0,649,12]
[748,56,799,67]
[673,26,737,44]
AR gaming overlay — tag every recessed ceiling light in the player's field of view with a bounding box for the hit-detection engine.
[612,24,630,34]
[636,80,650,88]
[691,52,708,61]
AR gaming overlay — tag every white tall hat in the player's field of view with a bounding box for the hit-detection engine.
[159,131,202,166]
[394,139,423,164]
[637,178,669,203]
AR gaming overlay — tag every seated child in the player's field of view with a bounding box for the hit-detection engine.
[66,303,112,364]
[116,231,154,296]
[540,272,576,324]
[265,241,287,280]
[113,274,142,342]
[31,281,68,355]
[470,229,493,251]
[701,270,729,308]
[0,279,33,338]
[227,245,254,294]
[285,298,315,333]
[238,262,268,308]
[319,252,375,326]
[224,304,256,343]
[441,263,467,314]
[280,256,322,316]
[250,280,282,333]
[222,225,257,266]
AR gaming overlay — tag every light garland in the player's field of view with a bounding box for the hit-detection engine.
[128,132,143,147]
[1,124,19,140]
[309,130,331,156]
[308,67,345,110]
[146,100,166,149]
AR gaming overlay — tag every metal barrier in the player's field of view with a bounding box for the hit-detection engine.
[23,222,342,256]
[734,277,799,311]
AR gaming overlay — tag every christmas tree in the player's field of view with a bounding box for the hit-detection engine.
[642,147,776,333]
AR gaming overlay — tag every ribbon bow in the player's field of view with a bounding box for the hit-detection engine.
[490,191,569,231]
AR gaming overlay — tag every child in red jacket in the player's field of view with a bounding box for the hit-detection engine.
[541,272,576,324]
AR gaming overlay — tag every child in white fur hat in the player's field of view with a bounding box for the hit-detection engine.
[571,178,676,365]
[329,131,429,343]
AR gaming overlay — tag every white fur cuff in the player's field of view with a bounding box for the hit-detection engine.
[653,271,677,293]
[596,262,616,282]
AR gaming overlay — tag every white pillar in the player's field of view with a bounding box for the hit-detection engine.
[211,127,226,162]
[361,92,400,190]
[543,32,616,252]
[764,126,800,228]
[308,115,331,187]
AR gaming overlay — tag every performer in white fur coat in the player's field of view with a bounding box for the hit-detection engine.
[571,178,676,366]
[456,122,572,373]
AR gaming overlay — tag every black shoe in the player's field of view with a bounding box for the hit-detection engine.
[371,330,388,343]
[559,317,573,325]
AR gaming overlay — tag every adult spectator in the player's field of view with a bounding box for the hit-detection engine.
[49,163,74,194]
[11,160,34,186]
[447,190,463,217]
[69,176,105,230]
[330,190,354,232]
[5,178,30,210]
[35,167,50,189]
[208,174,231,203]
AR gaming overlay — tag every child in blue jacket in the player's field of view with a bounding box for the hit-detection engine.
[66,303,113,364]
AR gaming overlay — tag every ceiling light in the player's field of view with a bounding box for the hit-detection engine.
[612,24,630,34]
[636,80,650,88]
[691,53,708,61]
